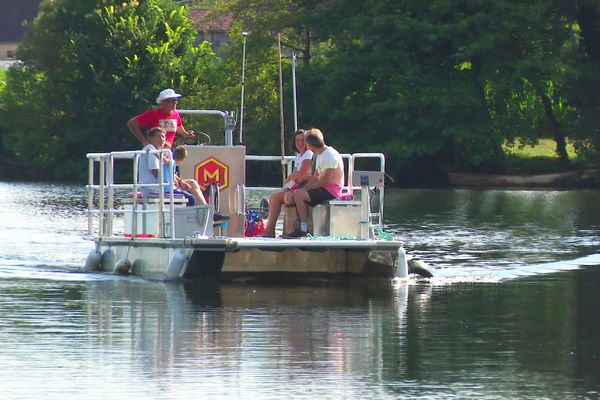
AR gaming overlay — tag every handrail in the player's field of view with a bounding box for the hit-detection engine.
[86,148,387,238]
[246,152,386,229]
[350,153,385,228]
[178,109,236,146]
[86,149,176,238]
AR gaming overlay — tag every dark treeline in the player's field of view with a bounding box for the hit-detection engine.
[0,0,599,184]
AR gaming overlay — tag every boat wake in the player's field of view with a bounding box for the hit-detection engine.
[0,260,125,282]
[417,253,600,284]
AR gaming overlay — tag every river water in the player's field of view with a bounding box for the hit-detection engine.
[1,182,599,399]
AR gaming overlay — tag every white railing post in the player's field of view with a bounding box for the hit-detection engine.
[98,159,105,236]
[168,156,176,239]
[157,151,165,238]
[87,157,94,235]
[106,154,114,236]
[132,153,139,237]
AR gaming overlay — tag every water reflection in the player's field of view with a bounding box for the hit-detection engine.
[1,273,599,399]
[82,279,408,370]
[73,279,410,399]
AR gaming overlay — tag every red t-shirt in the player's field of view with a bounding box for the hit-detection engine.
[135,108,182,147]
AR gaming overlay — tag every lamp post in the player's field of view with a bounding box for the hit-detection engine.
[239,31,248,144]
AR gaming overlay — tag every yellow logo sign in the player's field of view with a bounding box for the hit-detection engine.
[194,157,229,191]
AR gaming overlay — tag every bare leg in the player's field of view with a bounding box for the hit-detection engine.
[284,191,295,205]
[184,179,207,205]
[261,190,285,237]
[293,189,311,231]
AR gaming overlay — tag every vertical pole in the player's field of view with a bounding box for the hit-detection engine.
[132,153,139,237]
[360,184,370,240]
[379,155,385,228]
[292,52,298,132]
[106,154,114,236]
[87,157,94,235]
[239,32,248,145]
[278,33,286,183]
[98,159,105,236]
[158,150,165,238]
[168,157,175,239]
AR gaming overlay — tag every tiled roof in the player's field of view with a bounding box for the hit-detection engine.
[0,0,41,42]
[188,8,233,32]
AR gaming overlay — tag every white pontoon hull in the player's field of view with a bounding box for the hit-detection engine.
[90,236,406,280]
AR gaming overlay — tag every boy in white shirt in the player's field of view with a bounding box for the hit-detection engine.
[138,127,167,198]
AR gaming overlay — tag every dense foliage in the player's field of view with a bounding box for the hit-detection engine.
[0,0,599,183]
[214,0,600,182]
[0,0,220,179]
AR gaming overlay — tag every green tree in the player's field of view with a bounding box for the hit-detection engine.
[558,0,600,159]
[0,0,220,180]
[298,0,583,175]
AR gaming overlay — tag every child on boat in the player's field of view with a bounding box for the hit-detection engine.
[162,145,207,206]
[137,128,206,206]
[138,127,167,199]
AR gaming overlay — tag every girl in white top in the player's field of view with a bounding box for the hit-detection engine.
[261,130,313,237]
[283,132,314,190]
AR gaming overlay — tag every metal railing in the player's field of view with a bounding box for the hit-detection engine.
[178,110,236,146]
[245,152,386,228]
[87,148,387,239]
[87,149,176,238]
[350,153,386,228]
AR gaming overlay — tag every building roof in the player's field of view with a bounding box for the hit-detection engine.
[188,8,233,32]
[0,0,41,42]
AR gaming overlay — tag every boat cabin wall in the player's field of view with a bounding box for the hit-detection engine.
[178,145,246,237]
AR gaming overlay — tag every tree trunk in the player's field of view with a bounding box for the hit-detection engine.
[529,76,571,165]
[303,27,311,66]
[487,131,508,172]
[537,90,570,166]
[471,60,507,172]
[476,82,507,172]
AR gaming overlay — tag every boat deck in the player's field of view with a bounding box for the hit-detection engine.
[93,235,402,250]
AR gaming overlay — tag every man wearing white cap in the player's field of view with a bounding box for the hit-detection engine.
[127,88,196,148]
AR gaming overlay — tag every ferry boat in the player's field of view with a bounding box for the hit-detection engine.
[84,109,409,280]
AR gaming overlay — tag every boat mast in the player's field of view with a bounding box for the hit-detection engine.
[292,52,298,132]
[278,33,286,182]
[239,31,248,144]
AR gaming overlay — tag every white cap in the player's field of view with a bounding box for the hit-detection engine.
[156,88,182,104]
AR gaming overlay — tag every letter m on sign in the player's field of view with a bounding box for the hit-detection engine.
[194,157,229,191]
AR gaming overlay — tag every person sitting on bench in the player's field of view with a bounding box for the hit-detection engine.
[290,129,344,237]
[261,129,313,237]
[138,127,169,199]
[167,145,207,206]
